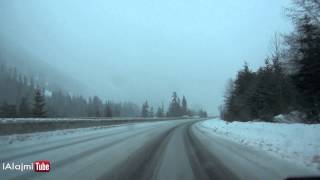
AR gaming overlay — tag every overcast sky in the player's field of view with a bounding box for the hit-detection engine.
[0,0,293,115]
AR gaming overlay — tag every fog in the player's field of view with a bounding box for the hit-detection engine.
[0,0,292,115]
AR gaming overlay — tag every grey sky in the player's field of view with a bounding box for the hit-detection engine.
[0,0,293,115]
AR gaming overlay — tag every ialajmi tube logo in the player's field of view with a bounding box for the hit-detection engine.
[2,160,50,173]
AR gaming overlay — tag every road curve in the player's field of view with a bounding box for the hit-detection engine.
[0,119,314,180]
[99,120,237,180]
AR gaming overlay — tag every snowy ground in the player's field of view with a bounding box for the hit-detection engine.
[0,121,167,148]
[1,119,317,179]
[0,118,189,135]
[0,117,172,123]
[197,118,320,172]
[0,120,196,180]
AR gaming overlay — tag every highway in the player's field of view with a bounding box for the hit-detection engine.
[0,119,313,180]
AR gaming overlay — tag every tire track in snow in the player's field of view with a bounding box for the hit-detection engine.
[0,125,154,163]
[12,127,158,180]
[98,125,177,180]
[184,123,239,180]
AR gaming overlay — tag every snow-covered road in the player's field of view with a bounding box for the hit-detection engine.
[0,119,317,180]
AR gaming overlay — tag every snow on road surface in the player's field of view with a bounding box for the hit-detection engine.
[0,121,169,150]
[0,120,184,180]
[197,118,320,173]
[1,119,318,180]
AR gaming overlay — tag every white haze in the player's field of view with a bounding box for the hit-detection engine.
[0,0,293,115]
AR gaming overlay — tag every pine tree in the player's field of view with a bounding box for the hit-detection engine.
[198,109,208,118]
[0,101,17,118]
[228,63,256,121]
[32,88,46,117]
[181,96,188,116]
[112,103,122,117]
[105,101,113,117]
[0,102,8,118]
[293,16,320,121]
[284,0,320,122]
[19,98,30,117]
[168,92,182,117]
[156,107,163,117]
[156,103,165,117]
[92,96,103,117]
[141,101,149,117]
[149,106,154,117]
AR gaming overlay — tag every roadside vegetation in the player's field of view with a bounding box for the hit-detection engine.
[220,0,320,123]
[0,65,207,118]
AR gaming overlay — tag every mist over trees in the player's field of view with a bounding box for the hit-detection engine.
[141,101,149,118]
[221,0,320,123]
[166,92,204,117]
[32,88,46,117]
[156,104,165,118]
[0,63,207,118]
[140,92,208,118]
[0,63,141,118]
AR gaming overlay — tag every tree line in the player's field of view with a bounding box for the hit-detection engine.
[0,63,139,118]
[220,0,320,123]
[141,92,208,118]
[0,63,207,118]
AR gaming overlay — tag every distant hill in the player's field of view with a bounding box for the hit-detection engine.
[0,44,90,96]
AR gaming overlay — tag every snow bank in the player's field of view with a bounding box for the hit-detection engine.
[0,121,170,148]
[273,111,306,123]
[198,119,320,172]
[0,124,123,147]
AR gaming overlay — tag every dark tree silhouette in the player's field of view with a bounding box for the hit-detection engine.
[290,16,320,121]
[32,88,46,117]
[156,103,165,117]
[19,97,30,117]
[149,106,154,117]
[104,101,113,117]
[141,101,149,117]
[167,92,182,117]
[0,101,17,118]
[181,96,188,116]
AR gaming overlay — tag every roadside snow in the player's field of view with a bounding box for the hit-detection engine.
[0,121,169,148]
[198,119,320,172]
[0,124,124,148]
[273,111,306,123]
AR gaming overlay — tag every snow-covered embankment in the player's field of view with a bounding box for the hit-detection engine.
[197,119,320,172]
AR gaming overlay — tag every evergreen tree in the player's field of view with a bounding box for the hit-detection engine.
[104,101,113,117]
[19,98,30,117]
[32,88,46,117]
[220,79,236,121]
[286,1,320,122]
[168,92,182,117]
[293,16,320,121]
[112,103,122,117]
[250,59,278,120]
[149,106,154,117]
[181,96,188,116]
[0,101,17,118]
[198,109,208,118]
[0,102,8,118]
[228,63,256,121]
[156,103,165,117]
[221,59,297,122]
[92,96,103,117]
[141,101,149,117]
[0,63,144,118]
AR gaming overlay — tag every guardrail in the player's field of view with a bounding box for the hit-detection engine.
[0,117,209,135]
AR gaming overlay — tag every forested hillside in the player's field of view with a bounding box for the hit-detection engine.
[0,63,141,118]
[220,0,320,123]
[0,45,91,96]
[0,63,206,118]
